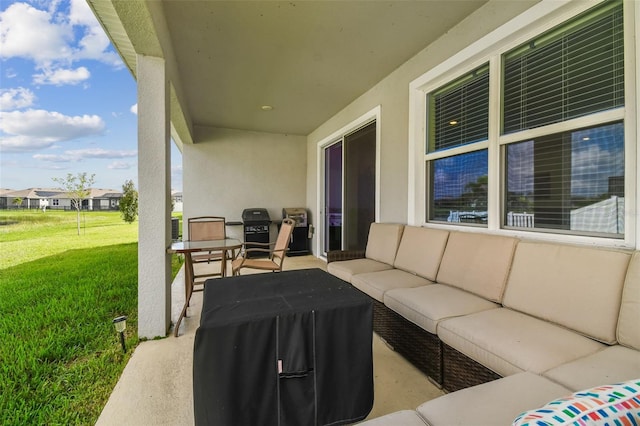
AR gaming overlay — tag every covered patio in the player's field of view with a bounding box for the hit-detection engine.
[96,257,443,424]
[87,0,640,422]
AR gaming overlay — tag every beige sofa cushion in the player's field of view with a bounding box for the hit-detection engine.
[365,223,404,265]
[503,242,631,344]
[543,345,640,391]
[393,226,449,281]
[438,308,605,376]
[351,270,433,303]
[417,372,571,426]
[327,258,393,283]
[618,251,640,350]
[356,410,428,426]
[384,285,499,335]
[435,232,518,302]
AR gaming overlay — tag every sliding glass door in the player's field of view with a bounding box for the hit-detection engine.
[323,121,376,254]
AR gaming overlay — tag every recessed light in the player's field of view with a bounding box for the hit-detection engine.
[261,105,273,111]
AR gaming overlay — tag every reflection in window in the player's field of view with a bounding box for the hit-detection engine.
[505,122,624,236]
[429,150,488,224]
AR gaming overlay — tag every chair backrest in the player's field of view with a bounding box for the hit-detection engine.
[272,218,295,264]
[188,216,226,241]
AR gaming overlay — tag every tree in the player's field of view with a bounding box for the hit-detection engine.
[53,172,96,236]
[119,180,139,224]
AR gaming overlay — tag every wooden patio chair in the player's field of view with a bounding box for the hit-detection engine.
[188,216,226,282]
[231,218,295,276]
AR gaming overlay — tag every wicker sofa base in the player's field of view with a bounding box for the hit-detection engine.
[442,343,502,392]
[373,299,442,386]
[372,299,504,392]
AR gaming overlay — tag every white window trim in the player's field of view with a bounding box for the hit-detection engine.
[315,105,382,257]
[408,0,637,249]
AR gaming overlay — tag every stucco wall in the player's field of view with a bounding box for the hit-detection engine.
[183,126,307,242]
[306,1,539,251]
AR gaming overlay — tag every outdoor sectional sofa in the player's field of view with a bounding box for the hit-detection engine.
[327,223,640,425]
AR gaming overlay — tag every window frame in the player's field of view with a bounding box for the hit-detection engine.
[408,0,637,248]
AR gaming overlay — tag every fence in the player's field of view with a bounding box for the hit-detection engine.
[506,212,535,228]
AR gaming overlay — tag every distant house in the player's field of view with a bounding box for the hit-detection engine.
[0,188,123,210]
[171,191,183,212]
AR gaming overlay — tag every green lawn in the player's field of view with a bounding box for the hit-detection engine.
[0,210,182,424]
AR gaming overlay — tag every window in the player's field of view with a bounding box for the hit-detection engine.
[502,2,624,134]
[429,150,488,223]
[502,1,624,237]
[421,0,628,240]
[505,122,624,236]
[428,65,489,153]
[53,199,59,206]
[426,64,489,225]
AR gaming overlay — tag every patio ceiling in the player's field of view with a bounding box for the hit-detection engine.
[90,1,488,142]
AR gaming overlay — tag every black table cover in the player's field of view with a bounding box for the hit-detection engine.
[193,268,373,426]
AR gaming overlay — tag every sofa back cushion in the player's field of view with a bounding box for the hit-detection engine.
[436,232,518,302]
[503,241,631,344]
[393,226,449,281]
[365,223,404,266]
[617,251,640,350]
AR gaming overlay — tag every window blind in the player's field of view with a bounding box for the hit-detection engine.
[428,64,489,153]
[503,1,624,134]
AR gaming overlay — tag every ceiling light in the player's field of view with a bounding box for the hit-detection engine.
[449,120,458,125]
[261,105,273,111]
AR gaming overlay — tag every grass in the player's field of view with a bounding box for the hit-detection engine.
[0,210,183,425]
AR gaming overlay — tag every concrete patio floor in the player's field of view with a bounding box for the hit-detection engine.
[97,256,443,425]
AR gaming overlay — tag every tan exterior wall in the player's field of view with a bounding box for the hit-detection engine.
[183,126,307,242]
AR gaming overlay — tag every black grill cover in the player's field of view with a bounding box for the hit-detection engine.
[193,269,373,426]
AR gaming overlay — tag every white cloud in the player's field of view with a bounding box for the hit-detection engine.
[130,104,138,115]
[65,148,137,159]
[68,0,95,26]
[32,153,76,162]
[32,148,137,163]
[0,1,122,86]
[0,3,72,66]
[108,161,135,170]
[33,66,90,86]
[70,0,121,66]
[0,87,35,110]
[0,109,105,152]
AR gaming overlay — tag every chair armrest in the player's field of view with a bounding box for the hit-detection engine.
[327,249,365,263]
[243,247,272,254]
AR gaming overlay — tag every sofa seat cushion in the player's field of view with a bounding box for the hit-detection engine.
[503,241,631,345]
[618,252,640,350]
[543,345,640,391]
[384,284,499,335]
[393,226,449,281]
[417,372,571,426]
[438,308,605,376]
[436,232,518,303]
[356,410,427,426]
[351,270,434,303]
[513,378,640,426]
[327,258,393,283]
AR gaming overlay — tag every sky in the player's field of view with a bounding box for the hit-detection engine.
[0,0,183,192]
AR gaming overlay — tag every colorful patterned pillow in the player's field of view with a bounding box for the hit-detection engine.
[513,379,640,426]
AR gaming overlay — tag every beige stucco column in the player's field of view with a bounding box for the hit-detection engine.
[137,54,172,338]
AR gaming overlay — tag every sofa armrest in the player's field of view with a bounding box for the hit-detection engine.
[327,249,366,263]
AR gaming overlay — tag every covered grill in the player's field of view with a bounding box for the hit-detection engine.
[242,208,271,258]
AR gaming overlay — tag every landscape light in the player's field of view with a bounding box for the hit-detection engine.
[113,316,127,353]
